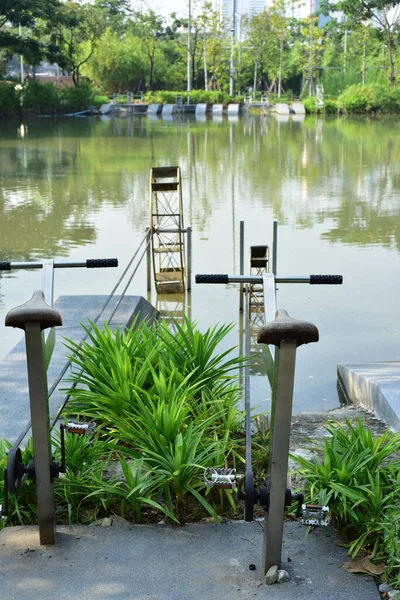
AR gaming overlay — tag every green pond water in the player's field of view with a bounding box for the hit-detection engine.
[0,112,399,413]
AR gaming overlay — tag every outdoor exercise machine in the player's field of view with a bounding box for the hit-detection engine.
[198,269,342,573]
[0,257,118,544]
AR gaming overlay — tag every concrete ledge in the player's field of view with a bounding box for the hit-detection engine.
[275,103,290,115]
[337,362,400,431]
[227,103,241,115]
[162,104,176,115]
[212,104,224,115]
[0,295,158,444]
[99,103,116,115]
[182,104,196,114]
[195,103,210,114]
[147,104,162,114]
[291,101,306,115]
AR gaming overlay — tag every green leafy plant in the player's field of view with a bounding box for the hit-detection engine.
[62,317,248,522]
[291,417,400,557]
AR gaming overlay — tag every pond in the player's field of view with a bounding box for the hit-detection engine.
[0,113,399,414]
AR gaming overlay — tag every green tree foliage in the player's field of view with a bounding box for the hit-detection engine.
[244,11,272,93]
[322,0,400,84]
[47,2,106,85]
[0,0,63,65]
[83,28,145,93]
[131,11,167,91]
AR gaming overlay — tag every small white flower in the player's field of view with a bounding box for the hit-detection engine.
[14,84,23,91]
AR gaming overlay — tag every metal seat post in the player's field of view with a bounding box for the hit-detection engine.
[257,309,319,572]
[5,291,62,545]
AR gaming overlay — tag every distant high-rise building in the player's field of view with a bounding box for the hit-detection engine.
[264,0,343,22]
[216,0,266,29]
[264,0,320,19]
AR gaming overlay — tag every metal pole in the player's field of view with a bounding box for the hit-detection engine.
[204,27,208,91]
[146,227,151,292]
[187,0,192,93]
[19,24,24,84]
[257,310,319,572]
[237,15,241,92]
[187,225,192,292]
[239,220,244,312]
[5,291,62,545]
[230,0,236,96]
[272,220,278,276]
[263,340,297,571]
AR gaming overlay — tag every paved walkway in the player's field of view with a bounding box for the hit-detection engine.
[0,521,380,600]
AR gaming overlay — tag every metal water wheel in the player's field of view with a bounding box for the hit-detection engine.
[150,166,185,294]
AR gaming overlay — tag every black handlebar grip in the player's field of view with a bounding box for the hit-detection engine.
[0,261,11,270]
[86,258,118,269]
[310,275,343,285]
[195,274,229,284]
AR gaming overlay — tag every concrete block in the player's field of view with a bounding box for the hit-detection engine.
[227,103,241,115]
[291,101,306,115]
[147,104,162,115]
[212,104,224,115]
[195,103,210,114]
[162,104,176,115]
[275,103,290,115]
[337,362,400,431]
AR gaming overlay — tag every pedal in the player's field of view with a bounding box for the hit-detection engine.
[64,421,96,436]
[204,468,237,490]
[301,504,330,526]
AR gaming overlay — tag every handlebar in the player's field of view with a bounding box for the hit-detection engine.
[86,259,118,269]
[309,275,342,285]
[196,274,229,284]
[195,274,343,285]
[0,259,118,271]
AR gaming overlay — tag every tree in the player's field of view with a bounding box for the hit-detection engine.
[131,11,165,91]
[246,11,273,94]
[83,28,145,92]
[48,2,106,85]
[268,1,292,96]
[0,0,63,64]
[321,0,400,84]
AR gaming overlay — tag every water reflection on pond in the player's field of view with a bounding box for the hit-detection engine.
[0,113,399,412]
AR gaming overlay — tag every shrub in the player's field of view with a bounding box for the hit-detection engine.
[369,84,400,114]
[303,97,316,113]
[59,83,94,112]
[339,85,373,113]
[63,317,247,522]
[93,94,110,107]
[324,98,338,113]
[291,418,400,558]
[0,82,21,116]
[22,80,60,114]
